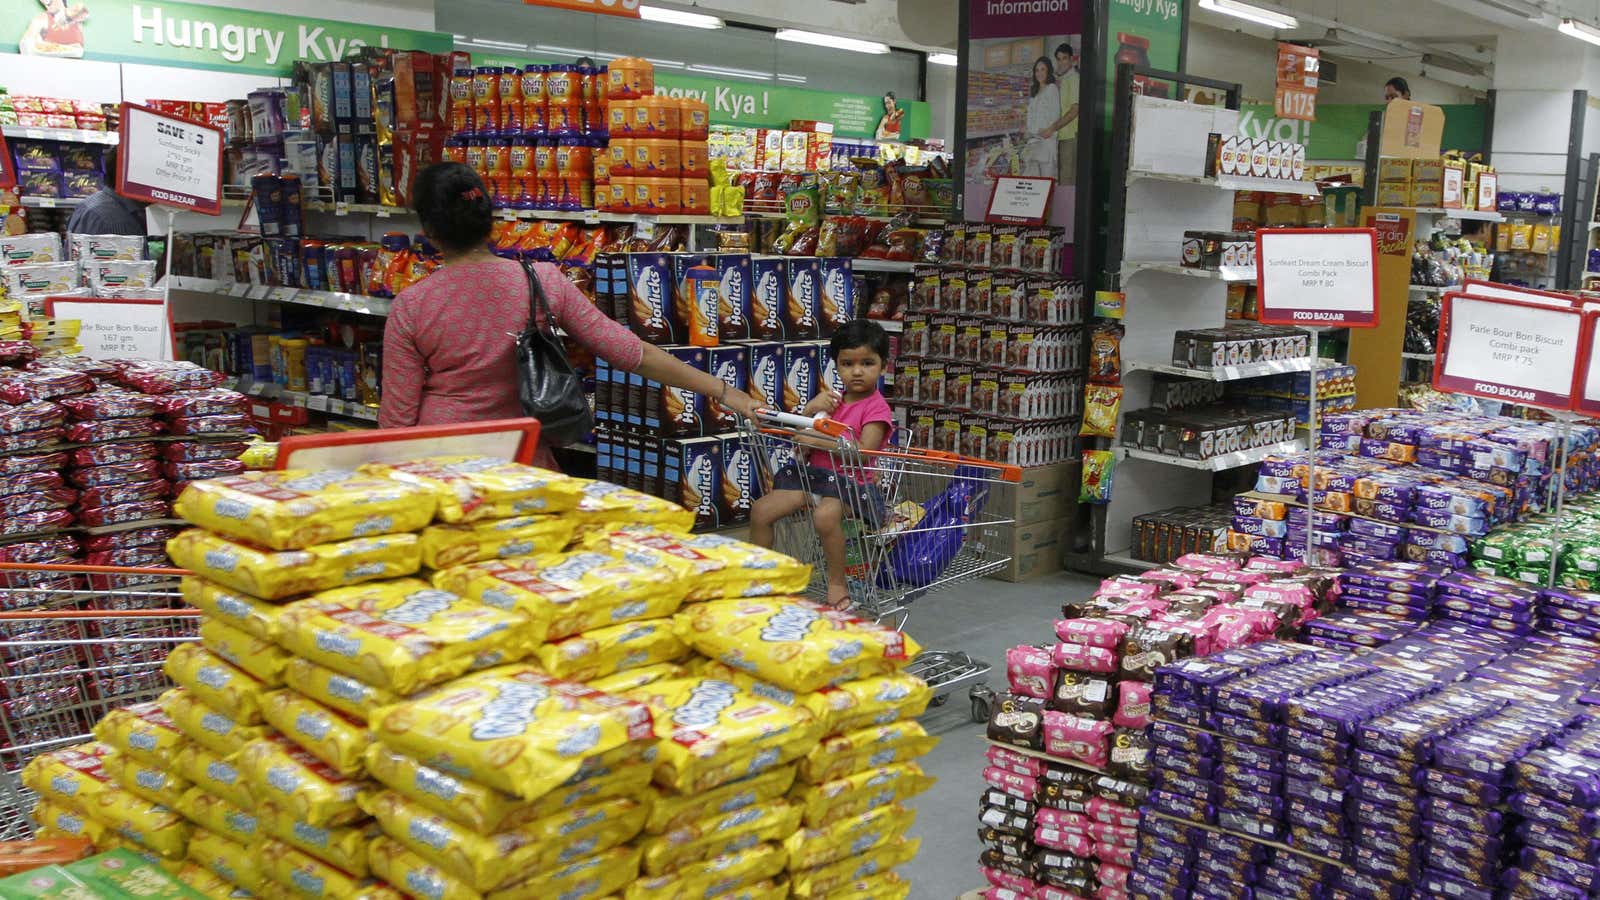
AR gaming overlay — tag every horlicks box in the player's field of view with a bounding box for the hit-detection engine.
[750,256,785,340]
[707,344,749,433]
[625,253,677,343]
[784,343,820,415]
[671,253,709,337]
[655,345,707,437]
[785,257,822,339]
[714,253,752,340]
[746,340,784,411]
[720,433,757,524]
[818,257,855,330]
[816,340,843,395]
[665,436,722,532]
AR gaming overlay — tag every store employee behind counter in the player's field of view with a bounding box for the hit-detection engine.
[378,162,762,471]
[65,147,148,238]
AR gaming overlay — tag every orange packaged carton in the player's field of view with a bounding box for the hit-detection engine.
[0,838,93,876]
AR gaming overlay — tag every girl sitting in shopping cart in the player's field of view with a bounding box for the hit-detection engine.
[749,320,893,610]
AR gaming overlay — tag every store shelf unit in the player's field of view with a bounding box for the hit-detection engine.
[1128,168,1321,196]
[167,276,393,317]
[1,125,119,145]
[17,196,83,209]
[1123,357,1314,381]
[1121,261,1256,283]
[1119,439,1307,472]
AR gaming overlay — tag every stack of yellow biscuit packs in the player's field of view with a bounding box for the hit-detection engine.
[23,455,939,900]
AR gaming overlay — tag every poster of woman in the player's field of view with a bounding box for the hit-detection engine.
[18,0,90,58]
[874,91,906,141]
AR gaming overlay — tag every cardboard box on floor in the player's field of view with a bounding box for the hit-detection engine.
[987,515,1074,583]
[995,461,1080,526]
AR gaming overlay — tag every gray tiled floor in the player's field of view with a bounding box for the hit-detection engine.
[899,571,1103,900]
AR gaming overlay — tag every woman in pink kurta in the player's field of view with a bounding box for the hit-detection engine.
[380,163,757,469]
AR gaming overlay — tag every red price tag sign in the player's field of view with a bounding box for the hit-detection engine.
[1434,290,1581,410]
[1277,43,1320,89]
[1275,86,1317,122]
[117,102,224,215]
[1256,228,1378,327]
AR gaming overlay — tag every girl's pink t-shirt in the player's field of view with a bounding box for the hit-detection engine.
[813,390,893,476]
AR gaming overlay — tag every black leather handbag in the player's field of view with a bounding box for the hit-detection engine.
[515,260,593,447]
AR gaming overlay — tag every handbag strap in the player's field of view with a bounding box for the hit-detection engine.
[519,259,558,335]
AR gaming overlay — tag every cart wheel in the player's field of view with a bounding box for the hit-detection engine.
[971,694,991,723]
[928,694,949,708]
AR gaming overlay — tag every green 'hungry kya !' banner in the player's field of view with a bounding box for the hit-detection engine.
[478,52,931,141]
[0,0,452,76]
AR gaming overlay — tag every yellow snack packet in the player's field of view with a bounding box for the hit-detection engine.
[787,836,920,898]
[674,598,920,693]
[256,803,380,878]
[170,743,254,810]
[796,721,939,784]
[371,664,654,802]
[781,804,916,871]
[167,529,422,601]
[707,880,789,900]
[84,781,192,859]
[588,661,686,695]
[801,671,933,735]
[364,789,646,892]
[200,617,291,686]
[32,798,109,845]
[256,838,398,898]
[637,801,802,876]
[369,837,644,900]
[789,762,934,828]
[274,579,540,696]
[418,514,579,569]
[367,837,480,900]
[92,700,189,768]
[174,861,246,900]
[182,577,282,640]
[623,842,786,900]
[238,735,372,827]
[20,742,115,814]
[260,688,371,777]
[518,845,643,900]
[360,456,585,522]
[571,480,695,534]
[174,787,260,846]
[364,742,653,836]
[623,676,825,793]
[643,765,797,835]
[535,619,688,682]
[587,527,812,601]
[282,657,401,723]
[163,643,268,725]
[160,682,270,752]
[101,750,192,809]
[187,827,266,893]
[793,871,911,900]
[172,468,437,551]
[433,551,688,642]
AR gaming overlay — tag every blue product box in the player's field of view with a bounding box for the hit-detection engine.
[750,256,785,341]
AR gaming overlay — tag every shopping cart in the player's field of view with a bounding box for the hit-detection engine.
[740,409,1021,722]
[0,562,197,840]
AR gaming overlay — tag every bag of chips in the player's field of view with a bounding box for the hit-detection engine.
[433,552,689,643]
[418,515,578,569]
[361,456,585,522]
[159,688,270,758]
[166,529,422,601]
[174,787,260,847]
[796,721,939,784]
[162,643,267,724]
[1079,449,1117,504]
[238,735,371,827]
[535,619,688,682]
[637,800,802,876]
[584,527,812,601]
[642,764,798,835]
[187,827,266,894]
[199,618,290,686]
[91,700,188,768]
[171,745,253,812]
[100,750,191,809]
[675,598,920,693]
[788,762,934,827]
[370,665,654,802]
[363,789,646,892]
[172,469,437,551]
[782,804,916,872]
[255,837,396,897]
[588,662,686,695]
[273,579,542,696]
[1080,385,1122,438]
[181,578,280,641]
[570,480,695,534]
[259,689,371,777]
[623,676,826,793]
[282,657,400,723]
[1087,322,1124,385]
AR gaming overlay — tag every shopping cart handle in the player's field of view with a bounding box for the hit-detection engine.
[750,408,849,437]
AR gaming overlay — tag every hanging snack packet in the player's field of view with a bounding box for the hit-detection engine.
[584,527,812,601]
[165,529,421,601]
[259,689,371,777]
[100,751,191,809]
[1079,449,1117,504]
[159,688,270,757]
[622,676,826,793]
[171,469,436,551]
[174,787,260,847]
[273,579,541,696]
[1080,385,1123,438]
[281,657,400,723]
[788,762,935,827]
[675,598,920,693]
[171,745,253,811]
[1087,322,1124,384]
[588,661,686,695]
[570,480,695,534]
[162,643,267,724]
[91,700,188,768]
[637,801,802,876]
[181,578,280,642]
[360,456,585,522]
[783,804,917,872]
[433,551,689,643]
[199,618,290,687]
[534,619,689,682]
[417,514,578,569]
[369,664,655,802]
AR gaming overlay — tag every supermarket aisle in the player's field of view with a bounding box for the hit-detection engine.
[903,570,1101,900]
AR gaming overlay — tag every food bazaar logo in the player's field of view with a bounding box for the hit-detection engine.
[672,680,738,729]
[471,680,551,740]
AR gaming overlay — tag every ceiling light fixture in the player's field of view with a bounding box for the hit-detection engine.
[638,6,724,29]
[1196,0,1299,30]
[1560,17,1600,46]
[460,38,529,51]
[687,64,773,80]
[774,29,891,55]
[927,52,958,66]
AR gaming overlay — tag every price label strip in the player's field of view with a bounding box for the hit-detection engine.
[1434,291,1581,410]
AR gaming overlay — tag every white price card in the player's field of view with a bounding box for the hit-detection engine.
[44,297,171,361]
[1257,228,1379,327]
[984,176,1055,226]
[1435,292,1581,410]
[117,103,224,215]
[306,395,329,412]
